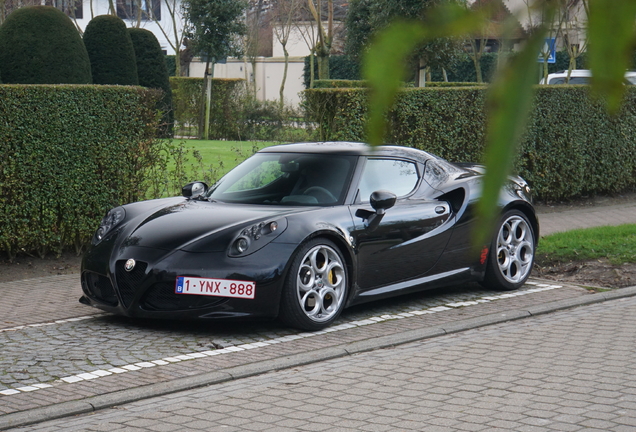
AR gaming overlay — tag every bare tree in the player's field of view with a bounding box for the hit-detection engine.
[272,0,301,106]
[244,0,267,95]
[2,0,42,24]
[294,6,318,87]
[306,0,333,80]
[152,0,187,75]
[558,0,588,80]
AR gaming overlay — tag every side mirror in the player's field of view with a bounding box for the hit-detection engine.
[354,190,397,232]
[370,190,397,215]
[182,181,208,199]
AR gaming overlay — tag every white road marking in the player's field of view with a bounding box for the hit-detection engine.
[0,283,562,397]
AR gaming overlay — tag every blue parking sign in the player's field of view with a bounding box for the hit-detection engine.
[538,38,556,64]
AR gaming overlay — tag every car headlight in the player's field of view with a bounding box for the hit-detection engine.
[229,219,286,257]
[93,207,126,245]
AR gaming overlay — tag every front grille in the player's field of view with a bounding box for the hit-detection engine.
[115,260,148,307]
[141,282,227,311]
[83,272,118,306]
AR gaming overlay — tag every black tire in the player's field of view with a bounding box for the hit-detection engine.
[279,238,348,331]
[481,210,536,291]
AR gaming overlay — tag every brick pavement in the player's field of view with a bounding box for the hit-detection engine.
[12,293,636,432]
[0,281,588,418]
[1,198,636,429]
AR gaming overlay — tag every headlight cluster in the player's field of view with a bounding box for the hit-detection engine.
[93,207,126,244]
[230,219,285,257]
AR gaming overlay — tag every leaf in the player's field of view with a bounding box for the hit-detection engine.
[363,21,428,147]
[472,28,547,251]
[363,3,486,147]
[587,0,636,113]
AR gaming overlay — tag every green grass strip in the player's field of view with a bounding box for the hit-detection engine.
[537,224,636,265]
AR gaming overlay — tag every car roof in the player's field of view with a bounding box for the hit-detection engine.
[542,69,636,83]
[549,69,592,77]
[258,142,436,163]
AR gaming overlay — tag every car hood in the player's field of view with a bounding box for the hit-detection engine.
[125,200,293,251]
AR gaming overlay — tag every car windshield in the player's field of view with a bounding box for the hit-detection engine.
[205,152,357,206]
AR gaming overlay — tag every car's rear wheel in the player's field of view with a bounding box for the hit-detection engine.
[482,210,535,291]
[279,238,348,331]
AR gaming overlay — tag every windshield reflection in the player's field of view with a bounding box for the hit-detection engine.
[206,153,356,206]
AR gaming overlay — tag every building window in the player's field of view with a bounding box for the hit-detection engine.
[45,0,83,19]
[116,0,161,21]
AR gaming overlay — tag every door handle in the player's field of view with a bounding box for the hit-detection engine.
[435,205,447,215]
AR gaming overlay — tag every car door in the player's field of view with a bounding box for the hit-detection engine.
[349,158,454,292]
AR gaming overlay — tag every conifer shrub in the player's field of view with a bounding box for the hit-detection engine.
[0,6,91,84]
[129,27,174,137]
[83,15,138,85]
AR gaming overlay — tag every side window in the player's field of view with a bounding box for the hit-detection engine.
[358,159,419,202]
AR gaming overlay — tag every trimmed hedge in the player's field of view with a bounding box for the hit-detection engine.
[313,79,368,88]
[170,77,244,138]
[129,28,174,137]
[83,15,139,85]
[170,77,204,136]
[313,80,483,89]
[0,6,92,84]
[304,55,361,87]
[0,85,161,259]
[303,86,636,201]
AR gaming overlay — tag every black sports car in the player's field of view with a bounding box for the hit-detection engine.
[80,142,538,330]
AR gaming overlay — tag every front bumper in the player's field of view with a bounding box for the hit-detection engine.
[80,244,293,321]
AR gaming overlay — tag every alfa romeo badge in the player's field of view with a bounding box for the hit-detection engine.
[124,259,136,272]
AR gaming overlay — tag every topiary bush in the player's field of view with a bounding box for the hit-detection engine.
[83,15,138,85]
[0,6,92,84]
[129,27,174,137]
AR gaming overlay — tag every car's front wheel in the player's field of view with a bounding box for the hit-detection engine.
[279,238,348,330]
[482,210,535,291]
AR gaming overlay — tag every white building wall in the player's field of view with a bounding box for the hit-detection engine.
[190,57,307,108]
[272,25,314,58]
[66,0,183,55]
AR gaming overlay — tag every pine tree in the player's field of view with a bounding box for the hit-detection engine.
[129,27,174,137]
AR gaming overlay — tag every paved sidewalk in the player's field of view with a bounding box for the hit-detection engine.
[537,197,636,235]
[1,197,636,429]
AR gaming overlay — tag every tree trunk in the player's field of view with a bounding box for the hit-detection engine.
[250,58,257,95]
[198,60,211,139]
[470,39,483,83]
[309,53,315,88]
[280,46,289,108]
[174,49,181,77]
[317,49,329,80]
